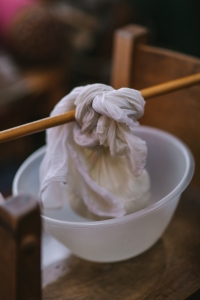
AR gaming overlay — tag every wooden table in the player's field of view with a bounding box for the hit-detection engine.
[42,185,200,300]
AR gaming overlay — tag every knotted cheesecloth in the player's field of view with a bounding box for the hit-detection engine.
[40,84,150,218]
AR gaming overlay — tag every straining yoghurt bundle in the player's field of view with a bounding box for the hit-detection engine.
[40,83,150,218]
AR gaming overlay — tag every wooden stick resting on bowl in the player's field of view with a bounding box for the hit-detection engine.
[1,72,200,143]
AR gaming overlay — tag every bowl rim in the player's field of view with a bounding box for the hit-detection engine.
[13,125,195,228]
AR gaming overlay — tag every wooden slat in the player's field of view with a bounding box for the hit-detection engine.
[111,24,149,89]
[0,195,41,300]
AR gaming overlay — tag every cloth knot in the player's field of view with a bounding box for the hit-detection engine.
[74,84,146,167]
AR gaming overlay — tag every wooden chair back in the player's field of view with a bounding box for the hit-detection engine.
[111,24,200,188]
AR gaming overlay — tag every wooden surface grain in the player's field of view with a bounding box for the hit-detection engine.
[134,45,200,189]
[43,185,200,300]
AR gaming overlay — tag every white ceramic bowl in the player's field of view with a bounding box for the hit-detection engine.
[13,126,194,262]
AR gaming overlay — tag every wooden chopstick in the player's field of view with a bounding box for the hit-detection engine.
[141,72,200,98]
[1,72,200,143]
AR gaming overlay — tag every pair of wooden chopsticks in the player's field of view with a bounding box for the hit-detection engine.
[0,72,200,143]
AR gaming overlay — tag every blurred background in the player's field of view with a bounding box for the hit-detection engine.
[0,0,200,196]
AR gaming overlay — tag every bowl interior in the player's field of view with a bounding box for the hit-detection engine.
[13,126,193,223]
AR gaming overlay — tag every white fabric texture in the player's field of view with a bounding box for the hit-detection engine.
[40,84,150,218]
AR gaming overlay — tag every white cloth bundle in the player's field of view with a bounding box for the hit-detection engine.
[40,84,150,218]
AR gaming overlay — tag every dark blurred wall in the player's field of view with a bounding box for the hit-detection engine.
[61,0,200,57]
[129,0,200,57]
